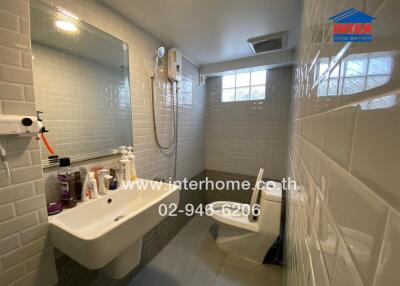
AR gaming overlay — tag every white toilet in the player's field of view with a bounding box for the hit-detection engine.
[207,173,282,264]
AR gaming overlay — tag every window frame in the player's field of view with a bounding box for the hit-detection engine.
[221,70,267,102]
[316,53,393,97]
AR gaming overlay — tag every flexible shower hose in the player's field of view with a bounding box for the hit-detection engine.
[150,74,178,180]
[173,82,178,180]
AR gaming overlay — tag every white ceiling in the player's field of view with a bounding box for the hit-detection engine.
[101,0,302,65]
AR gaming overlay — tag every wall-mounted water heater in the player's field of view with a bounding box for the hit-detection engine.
[0,114,41,182]
[0,115,39,136]
[168,48,182,82]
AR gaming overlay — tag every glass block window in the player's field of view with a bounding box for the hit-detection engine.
[222,70,267,102]
[316,53,393,97]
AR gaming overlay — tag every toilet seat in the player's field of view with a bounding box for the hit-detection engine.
[207,201,259,232]
[206,170,283,263]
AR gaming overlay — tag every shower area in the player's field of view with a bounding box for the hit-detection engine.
[149,54,293,203]
[30,15,294,286]
[203,66,293,204]
[141,48,206,182]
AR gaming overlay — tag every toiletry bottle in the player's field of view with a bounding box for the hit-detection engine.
[57,157,77,208]
[104,174,113,191]
[127,147,137,181]
[118,146,127,154]
[80,167,90,202]
[109,178,118,190]
[71,171,83,201]
[88,171,99,199]
[97,169,109,195]
[57,157,72,200]
[119,148,131,183]
[109,169,118,190]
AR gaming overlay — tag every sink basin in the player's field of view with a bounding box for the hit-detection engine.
[49,179,180,278]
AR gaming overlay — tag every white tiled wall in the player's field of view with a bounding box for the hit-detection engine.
[175,58,206,180]
[32,43,132,161]
[285,0,400,286]
[1,0,206,285]
[0,1,57,285]
[36,0,206,183]
[205,67,292,179]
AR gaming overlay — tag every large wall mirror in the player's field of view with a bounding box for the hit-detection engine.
[30,0,133,168]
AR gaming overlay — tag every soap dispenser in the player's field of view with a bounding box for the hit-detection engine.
[119,147,131,183]
[127,146,137,181]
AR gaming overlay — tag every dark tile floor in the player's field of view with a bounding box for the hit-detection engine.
[129,215,282,286]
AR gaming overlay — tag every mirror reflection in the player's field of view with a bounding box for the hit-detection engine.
[30,1,133,167]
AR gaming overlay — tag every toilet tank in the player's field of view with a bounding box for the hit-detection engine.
[258,182,282,233]
[261,181,282,202]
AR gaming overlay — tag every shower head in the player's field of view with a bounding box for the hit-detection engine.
[152,47,165,78]
[157,47,165,58]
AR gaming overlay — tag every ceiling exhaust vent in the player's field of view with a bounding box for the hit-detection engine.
[248,32,288,54]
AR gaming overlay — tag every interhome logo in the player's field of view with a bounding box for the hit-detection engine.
[329,8,375,42]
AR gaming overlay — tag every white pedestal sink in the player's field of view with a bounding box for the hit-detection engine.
[49,179,180,279]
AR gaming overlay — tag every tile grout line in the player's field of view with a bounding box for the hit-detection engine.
[293,130,393,286]
[295,130,400,217]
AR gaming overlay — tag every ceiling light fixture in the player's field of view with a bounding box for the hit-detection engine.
[55,20,77,32]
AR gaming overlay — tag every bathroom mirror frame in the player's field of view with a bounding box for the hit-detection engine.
[31,0,134,168]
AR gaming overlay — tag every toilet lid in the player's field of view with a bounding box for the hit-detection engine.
[207,201,259,232]
[261,181,282,202]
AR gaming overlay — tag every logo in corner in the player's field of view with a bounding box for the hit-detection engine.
[329,8,375,42]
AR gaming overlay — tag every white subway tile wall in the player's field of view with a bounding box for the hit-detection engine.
[285,1,400,286]
[36,0,206,182]
[0,1,58,285]
[205,67,292,179]
[32,43,132,161]
[41,0,206,278]
[1,0,206,285]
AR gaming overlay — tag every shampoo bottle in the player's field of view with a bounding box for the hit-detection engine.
[127,147,137,181]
